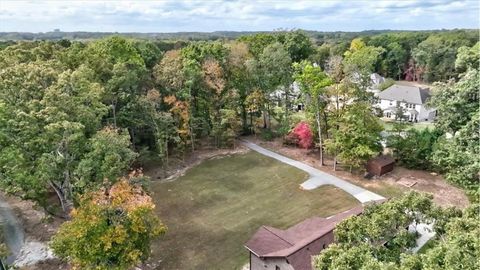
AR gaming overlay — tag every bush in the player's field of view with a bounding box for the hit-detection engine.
[387,128,441,170]
[260,129,275,141]
[284,131,300,146]
[285,121,313,149]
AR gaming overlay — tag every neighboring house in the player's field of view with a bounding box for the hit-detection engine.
[270,82,305,112]
[375,83,436,122]
[367,73,385,94]
[244,206,364,270]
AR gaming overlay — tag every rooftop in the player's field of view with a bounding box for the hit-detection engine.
[244,205,364,258]
[378,84,431,104]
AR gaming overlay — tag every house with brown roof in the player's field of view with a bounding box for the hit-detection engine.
[244,206,364,270]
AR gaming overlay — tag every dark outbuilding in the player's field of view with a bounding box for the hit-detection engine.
[366,155,395,176]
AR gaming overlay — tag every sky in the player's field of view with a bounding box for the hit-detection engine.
[0,0,479,33]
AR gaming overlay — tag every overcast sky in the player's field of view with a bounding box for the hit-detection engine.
[0,0,479,33]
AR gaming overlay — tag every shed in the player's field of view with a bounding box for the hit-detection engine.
[366,155,395,176]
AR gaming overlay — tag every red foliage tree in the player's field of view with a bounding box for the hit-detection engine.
[287,122,313,149]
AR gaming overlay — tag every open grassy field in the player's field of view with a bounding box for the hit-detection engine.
[149,151,359,270]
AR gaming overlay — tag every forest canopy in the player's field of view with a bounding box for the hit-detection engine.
[0,29,478,218]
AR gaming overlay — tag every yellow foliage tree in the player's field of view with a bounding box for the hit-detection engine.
[50,172,166,270]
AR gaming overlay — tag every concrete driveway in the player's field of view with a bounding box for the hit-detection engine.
[242,140,385,203]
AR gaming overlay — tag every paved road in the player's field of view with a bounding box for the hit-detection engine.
[242,140,385,203]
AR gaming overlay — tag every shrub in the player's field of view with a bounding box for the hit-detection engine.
[260,129,275,141]
[286,121,313,149]
[387,128,441,170]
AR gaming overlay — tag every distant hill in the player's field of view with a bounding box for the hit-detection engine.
[1,29,476,42]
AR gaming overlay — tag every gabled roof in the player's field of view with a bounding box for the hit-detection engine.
[378,84,430,104]
[244,205,364,258]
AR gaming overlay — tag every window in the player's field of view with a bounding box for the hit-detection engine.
[323,244,326,249]
[276,266,280,270]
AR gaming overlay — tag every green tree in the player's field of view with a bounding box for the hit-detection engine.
[314,192,438,270]
[281,30,314,62]
[325,102,383,171]
[293,61,333,165]
[455,42,480,73]
[413,34,472,82]
[343,39,385,91]
[75,127,138,192]
[387,127,441,170]
[226,42,254,132]
[248,42,292,129]
[315,200,479,270]
[84,36,147,128]
[237,33,277,58]
[428,68,479,134]
[431,113,480,197]
[383,42,408,80]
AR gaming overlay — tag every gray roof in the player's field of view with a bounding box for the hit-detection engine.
[378,84,430,104]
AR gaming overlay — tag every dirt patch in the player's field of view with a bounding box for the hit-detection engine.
[247,136,469,209]
[0,193,62,243]
[144,142,249,182]
[0,192,68,269]
[383,167,469,208]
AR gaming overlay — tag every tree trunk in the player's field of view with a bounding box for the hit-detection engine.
[323,111,329,139]
[165,136,169,166]
[333,152,337,171]
[250,113,254,134]
[49,180,72,218]
[189,119,195,152]
[284,85,290,128]
[267,103,271,129]
[316,111,324,166]
[263,110,267,129]
[112,101,117,128]
[241,105,248,133]
[189,87,195,152]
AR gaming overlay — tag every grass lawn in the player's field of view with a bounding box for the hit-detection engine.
[382,120,434,131]
[149,151,359,270]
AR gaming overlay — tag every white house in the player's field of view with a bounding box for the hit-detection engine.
[367,73,385,94]
[270,82,305,111]
[375,83,436,122]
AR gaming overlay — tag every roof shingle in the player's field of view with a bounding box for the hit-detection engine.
[244,205,364,258]
[378,84,430,104]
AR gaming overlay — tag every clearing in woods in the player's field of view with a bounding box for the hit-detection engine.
[149,151,359,270]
